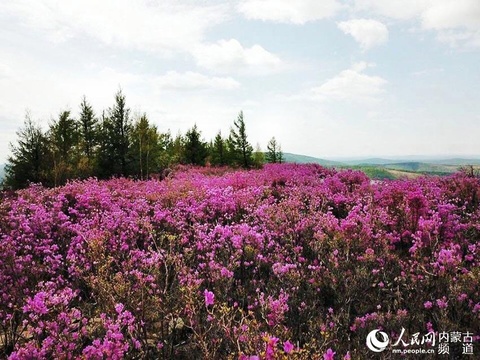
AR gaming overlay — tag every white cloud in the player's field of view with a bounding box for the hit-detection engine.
[421,0,480,30]
[337,19,388,50]
[193,39,283,74]
[0,0,228,54]
[154,71,240,91]
[0,1,289,74]
[237,0,342,24]
[310,62,387,102]
[354,0,430,21]
[420,0,480,47]
[354,0,480,48]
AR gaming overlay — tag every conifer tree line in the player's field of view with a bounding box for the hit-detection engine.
[4,90,283,189]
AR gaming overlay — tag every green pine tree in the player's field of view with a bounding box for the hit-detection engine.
[184,124,208,166]
[210,131,228,166]
[130,113,162,179]
[266,137,283,163]
[48,110,79,186]
[97,90,132,178]
[253,143,265,168]
[77,96,98,178]
[4,113,50,189]
[159,131,185,167]
[78,96,97,159]
[229,111,253,168]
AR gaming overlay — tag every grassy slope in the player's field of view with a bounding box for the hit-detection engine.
[384,162,459,174]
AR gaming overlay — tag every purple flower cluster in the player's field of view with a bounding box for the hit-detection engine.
[0,164,479,358]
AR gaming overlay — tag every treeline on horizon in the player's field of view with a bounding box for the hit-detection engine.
[3,90,284,190]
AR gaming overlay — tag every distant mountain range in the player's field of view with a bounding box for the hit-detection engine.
[282,153,480,179]
[341,158,480,166]
[282,153,480,167]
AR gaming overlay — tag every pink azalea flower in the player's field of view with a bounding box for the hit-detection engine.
[324,348,336,360]
[436,298,448,309]
[204,289,215,306]
[266,335,279,359]
[283,340,294,354]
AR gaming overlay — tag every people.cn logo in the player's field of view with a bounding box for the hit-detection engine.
[366,329,390,352]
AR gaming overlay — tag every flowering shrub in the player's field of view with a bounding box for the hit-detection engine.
[0,164,478,358]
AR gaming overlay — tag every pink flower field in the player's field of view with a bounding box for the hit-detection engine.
[0,164,478,359]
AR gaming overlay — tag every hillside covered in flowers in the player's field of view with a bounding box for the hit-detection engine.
[0,164,479,359]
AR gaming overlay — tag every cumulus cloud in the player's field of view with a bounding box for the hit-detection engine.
[310,62,387,102]
[193,39,283,74]
[0,0,228,54]
[0,1,289,74]
[354,0,480,48]
[237,0,342,24]
[154,71,240,91]
[337,19,388,50]
[421,0,480,30]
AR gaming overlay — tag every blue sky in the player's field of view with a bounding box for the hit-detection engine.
[1,0,479,163]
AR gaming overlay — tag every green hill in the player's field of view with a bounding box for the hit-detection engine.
[384,162,458,174]
[427,158,480,166]
[282,153,343,166]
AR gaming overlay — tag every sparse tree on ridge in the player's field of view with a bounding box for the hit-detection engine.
[76,96,98,178]
[226,134,236,165]
[157,130,174,169]
[130,113,161,179]
[78,96,97,160]
[172,132,185,165]
[278,145,283,164]
[111,89,131,175]
[48,110,79,186]
[210,131,228,166]
[266,136,283,164]
[97,90,132,177]
[253,142,265,168]
[184,124,208,166]
[4,113,50,189]
[229,111,253,168]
